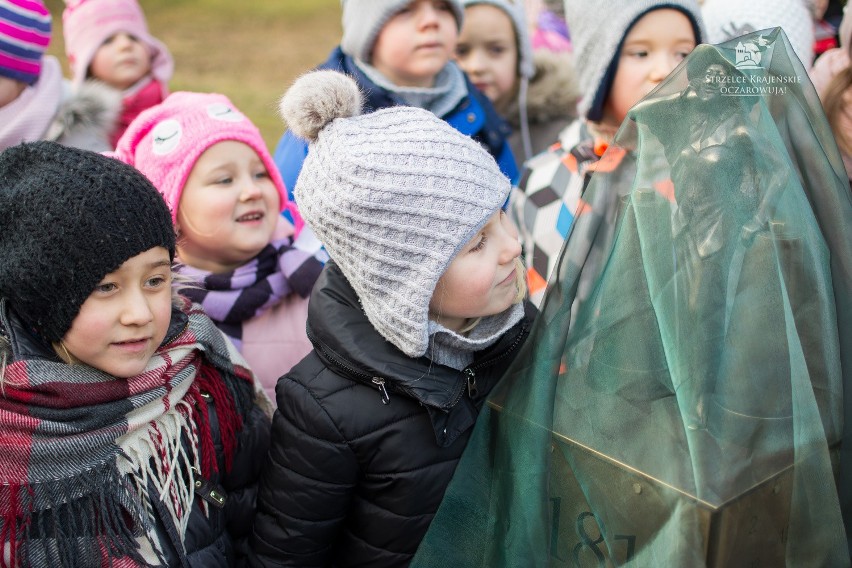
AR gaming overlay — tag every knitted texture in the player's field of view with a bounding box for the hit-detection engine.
[340,0,465,63]
[0,141,176,342]
[280,70,510,357]
[62,0,173,88]
[0,0,51,85]
[701,0,814,68]
[114,91,301,230]
[461,0,534,79]
[563,0,705,120]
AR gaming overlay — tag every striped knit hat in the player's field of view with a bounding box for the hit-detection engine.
[279,70,511,357]
[0,0,51,85]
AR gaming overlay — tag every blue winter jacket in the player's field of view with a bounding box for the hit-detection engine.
[274,46,518,200]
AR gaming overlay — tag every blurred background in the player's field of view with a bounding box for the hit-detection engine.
[43,0,342,148]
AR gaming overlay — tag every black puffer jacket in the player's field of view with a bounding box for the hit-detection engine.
[249,262,535,567]
[0,301,270,567]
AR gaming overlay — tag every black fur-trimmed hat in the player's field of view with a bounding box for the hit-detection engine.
[0,141,176,343]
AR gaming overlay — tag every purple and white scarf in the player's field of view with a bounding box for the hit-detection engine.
[178,233,327,350]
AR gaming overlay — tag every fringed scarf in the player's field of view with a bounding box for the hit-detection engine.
[0,301,255,567]
[178,235,325,351]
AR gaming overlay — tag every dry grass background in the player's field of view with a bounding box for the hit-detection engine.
[43,0,342,149]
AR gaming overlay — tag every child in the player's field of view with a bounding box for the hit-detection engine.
[513,0,705,305]
[62,0,173,148]
[455,0,579,169]
[810,4,852,184]
[0,0,118,152]
[0,141,270,566]
[273,0,519,198]
[115,91,327,404]
[249,70,535,567]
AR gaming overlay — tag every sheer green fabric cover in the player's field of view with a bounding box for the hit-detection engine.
[412,29,852,567]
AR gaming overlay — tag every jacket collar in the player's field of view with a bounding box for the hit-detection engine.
[307,262,534,446]
[306,262,529,411]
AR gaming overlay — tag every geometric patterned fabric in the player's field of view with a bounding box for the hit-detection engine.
[511,120,627,305]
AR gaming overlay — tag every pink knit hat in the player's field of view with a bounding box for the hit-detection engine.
[62,0,173,88]
[114,91,302,233]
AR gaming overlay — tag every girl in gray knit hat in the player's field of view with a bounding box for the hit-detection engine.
[455,0,579,169]
[513,0,706,306]
[272,0,520,203]
[249,70,535,567]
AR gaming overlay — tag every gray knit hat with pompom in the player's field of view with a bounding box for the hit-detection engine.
[279,70,510,357]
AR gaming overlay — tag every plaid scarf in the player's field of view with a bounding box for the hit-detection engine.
[178,235,325,350]
[0,300,255,567]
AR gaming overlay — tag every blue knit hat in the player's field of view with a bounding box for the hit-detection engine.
[0,0,52,85]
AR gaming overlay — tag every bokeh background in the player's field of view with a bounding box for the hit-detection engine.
[43,0,343,149]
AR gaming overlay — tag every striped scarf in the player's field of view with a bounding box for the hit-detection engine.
[178,235,325,350]
[0,300,255,567]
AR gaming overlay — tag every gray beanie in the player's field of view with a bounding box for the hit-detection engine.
[341,0,465,63]
[563,0,706,120]
[279,70,511,357]
[461,0,535,79]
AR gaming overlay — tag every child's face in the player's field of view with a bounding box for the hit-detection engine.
[0,76,26,108]
[176,140,281,273]
[371,0,459,88]
[455,4,519,111]
[61,247,172,378]
[429,210,522,332]
[603,9,696,127]
[89,32,152,91]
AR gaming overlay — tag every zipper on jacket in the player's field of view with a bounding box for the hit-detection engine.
[456,318,530,405]
[464,368,478,398]
[372,377,391,405]
[306,327,405,404]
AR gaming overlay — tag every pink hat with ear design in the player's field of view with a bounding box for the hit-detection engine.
[114,91,303,235]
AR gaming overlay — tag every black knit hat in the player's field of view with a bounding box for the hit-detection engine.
[0,141,176,343]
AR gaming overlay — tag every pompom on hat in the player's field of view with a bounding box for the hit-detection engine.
[0,0,52,85]
[0,141,176,343]
[279,70,511,357]
[114,91,302,233]
[340,0,465,63]
[563,0,705,121]
[62,0,173,88]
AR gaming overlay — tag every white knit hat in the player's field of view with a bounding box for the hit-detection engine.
[340,0,465,63]
[279,70,511,357]
[563,0,705,120]
[701,0,815,69]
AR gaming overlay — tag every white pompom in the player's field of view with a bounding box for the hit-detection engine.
[278,70,363,142]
